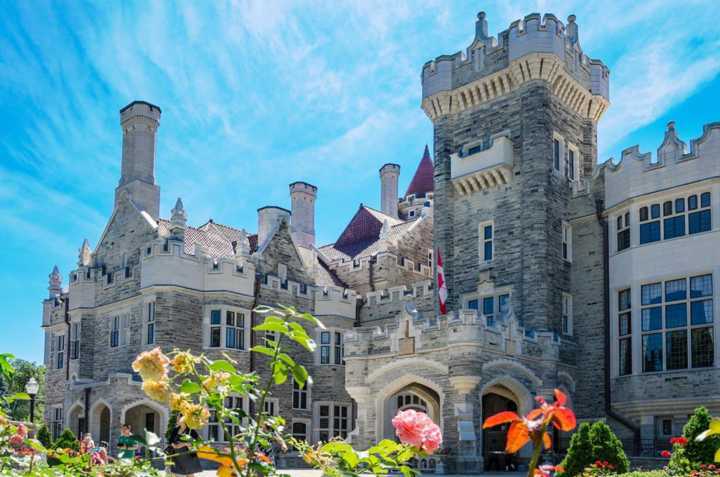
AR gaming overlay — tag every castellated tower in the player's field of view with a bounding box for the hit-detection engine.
[379,163,400,218]
[115,101,161,218]
[289,181,317,248]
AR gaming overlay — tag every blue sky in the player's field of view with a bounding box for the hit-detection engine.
[1,1,719,364]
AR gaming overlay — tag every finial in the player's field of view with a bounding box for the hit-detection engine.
[566,14,579,44]
[78,239,92,267]
[48,265,62,298]
[474,11,488,40]
[171,197,187,228]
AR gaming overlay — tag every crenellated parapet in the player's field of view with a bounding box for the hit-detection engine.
[345,307,563,361]
[314,285,357,320]
[140,239,255,296]
[421,12,609,122]
[602,121,720,210]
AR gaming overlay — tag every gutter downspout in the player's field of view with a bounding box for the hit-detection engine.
[64,297,71,381]
[597,201,640,455]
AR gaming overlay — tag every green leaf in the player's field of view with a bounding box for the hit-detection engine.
[209,360,236,373]
[291,364,309,388]
[254,322,289,334]
[179,380,202,394]
[251,345,276,357]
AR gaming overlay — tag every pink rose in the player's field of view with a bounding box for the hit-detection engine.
[391,409,442,455]
[9,434,24,447]
[16,424,27,438]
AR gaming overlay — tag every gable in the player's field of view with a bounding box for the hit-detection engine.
[334,206,383,257]
[95,194,157,261]
[256,220,311,283]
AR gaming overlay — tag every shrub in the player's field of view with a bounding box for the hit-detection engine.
[52,428,79,451]
[559,421,629,476]
[36,425,51,448]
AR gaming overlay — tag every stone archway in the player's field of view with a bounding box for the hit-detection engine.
[120,400,168,438]
[66,402,85,438]
[480,377,534,472]
[90,400,111,445]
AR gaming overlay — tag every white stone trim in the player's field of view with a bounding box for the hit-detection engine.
[482,358,543,388]
[367,357,448,384]
[119,398,169,437]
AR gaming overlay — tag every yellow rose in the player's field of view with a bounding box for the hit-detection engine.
[132,347,170,382]
[202,372,231,392]
[170,352,196,375]
[169,393,189,412]
[180,402,210,430]
[142,379,171,403]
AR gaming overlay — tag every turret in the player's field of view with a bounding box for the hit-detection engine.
[170,197,187,240]
[289,181,317,248]
[379,164,400,219]
[257,206,291,248]
[78,239,92,267]
[48,265,62,298]
[115,101,161,218]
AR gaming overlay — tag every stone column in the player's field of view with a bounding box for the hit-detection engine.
[346,386,375,450]
[449,376,482,473]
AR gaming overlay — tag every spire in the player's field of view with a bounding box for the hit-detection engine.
[48,265,62,298]
[171,197,187,228]
[78,239,92,267]
[404,145,434,198]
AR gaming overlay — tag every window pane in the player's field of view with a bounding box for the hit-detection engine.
[553,139,560,169]
[226,328,236,348]
[498,294,510,316]
[665,303,687,328]
[691,299,713,325]
[639,207,648,222]
[651,204,660,219]
[642,333,663,372]
[675,198,685,213]
[690,275,713,298]
[663,216,685,239]
[211,310,221,325]
[321,331,331,344]
[663,201,673,216]
[226,311,235,326]
[625,212,630,227]
[641,283,662,305]
[641,307,662,331]
[617,229,630,251]
[483,241,493,261]
[701,192,711,208]
[689,210,711,234]
[618,289,631,311]
[666,330,688,370]
[640,222,660,244]
[688,195,698,210]
[619,312,631,336]
[482,297,494,316]
[616,216,622,229]
[691,327,714,368]
[467,299,479,310]
[484,225,492,240]
[665,279,687,301]
[211,327,221,347]
[619,338,632,375]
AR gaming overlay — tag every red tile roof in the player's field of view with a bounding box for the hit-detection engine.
[404,145,434,198]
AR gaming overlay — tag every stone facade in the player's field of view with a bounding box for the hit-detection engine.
[40,10,718,474]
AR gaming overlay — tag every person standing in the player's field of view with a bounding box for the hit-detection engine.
[167,421,203,476]
[117,424,139,459]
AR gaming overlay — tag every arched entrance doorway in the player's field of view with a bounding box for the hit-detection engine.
[122,402,165,437]
[383,383,441,440]
[66,404,85,438]
[482,387,519,471]
[91,402,111,445]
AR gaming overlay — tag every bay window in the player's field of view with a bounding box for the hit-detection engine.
[639,192,711,245]
[207,307,250,350]
[319,330,344,365]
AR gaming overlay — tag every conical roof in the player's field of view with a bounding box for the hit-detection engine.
[404,145,434,198]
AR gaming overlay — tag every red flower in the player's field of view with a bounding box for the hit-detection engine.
[534,464,564,476]
[660,450,672,458]
[483,389,576,454]
[669,436,688,446]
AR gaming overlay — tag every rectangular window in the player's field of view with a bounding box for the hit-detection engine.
[292,421,309,442]
[56,335,65,369]
[51,407,63,440]
[334,332,343,365]
[498,294,510,318]
[480,223,493,262]
[264,399,278,416]
[70,323,80,360]
[642,333,663,372]
[210,309,221,348]
[110,316,120,348]
[293,379,308,410]
[617,213,631,252]
[320,332,330,364]
[691,327,714,368]
[567,148,576,180]
[689,209,711,234]
[619,338,632,376]
[209,396,244,442]
[553,138,561,170]
[317,403,350,442]
[640,221,661,244]
[146,302,156,345]
[618,290,633,373]
[663,215,685,239]
[225,311,245,350]
[482,297,495,326]
[562,221,572,261]
[666,330,688,370]
[562,293,573,336]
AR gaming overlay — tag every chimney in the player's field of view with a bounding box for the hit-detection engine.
[379,163,400,218]
[257,206,291,249]
[566,15,578,45]
[289,181,317,248]
[115,100,161,218]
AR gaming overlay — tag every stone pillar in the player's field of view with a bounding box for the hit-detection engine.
[449,376,482,472]
[379,163,400,219]
[346,386,375,450]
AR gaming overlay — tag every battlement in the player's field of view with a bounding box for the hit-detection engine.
[120,100,161,125]
[334,251,433,278]
[345,308,562,360]
[421,12,609,122]
[314,285,357,319]
[603,121,720,209]
[140,240,255,295]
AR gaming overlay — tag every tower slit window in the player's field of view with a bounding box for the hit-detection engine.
[479,221,493,263]
[618,289,632,375]
[70,323,80,360]
[146,301,156,345]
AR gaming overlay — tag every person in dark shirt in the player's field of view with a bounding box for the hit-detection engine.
[167,421,203,476]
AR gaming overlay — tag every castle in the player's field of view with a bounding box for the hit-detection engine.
[42,11,720,473]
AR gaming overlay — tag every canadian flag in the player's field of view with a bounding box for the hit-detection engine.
[436,247,448,315]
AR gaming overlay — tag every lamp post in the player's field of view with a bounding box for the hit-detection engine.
[25,377,39,423]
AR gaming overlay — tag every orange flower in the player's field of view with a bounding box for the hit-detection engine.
[142,379,171,403]
[197,446,247,477]
[256,452,272,464]
[170,352,197,375]
[482,389,576,454]
[132,347,170,381]
[179,402,210,430]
